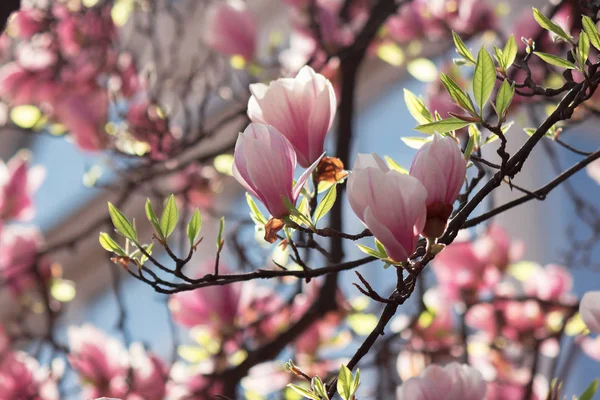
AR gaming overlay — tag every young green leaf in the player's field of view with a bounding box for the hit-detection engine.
[159,195,179,238]
[403,89,433,125]
[468,124,481,150]
[582,16,600,51]
[287,384,320,400]
[493,46,505,71]
[578,31,590,68]
[383,156,408,174]
[495,79,515,120]
[579,379,599,400]
[187,209,202,246]
[245,193,267,225]
[440,73,476,115]
[139,243,154,264]
[99,232,127,256]
[473,46,496,111]
[356,243,386,259]
[464,130,476,160]
[108,203,137,241]
[374,239,388,258]
[145,199,164,238]
[313,184,337,224]
[534,52,578,69]
[532,7,572,43]
[351,368,360,395]
[452,31,476,64]
[216,217,225,249]
[311,377,328,399]
[337,365,353,400]
[503,35,518,71]
[414,117,470,134]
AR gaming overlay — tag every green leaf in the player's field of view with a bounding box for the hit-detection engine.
[187,209,202,246]
[532,7,572,43]
[452,31,476,64]
[216,217,225,249]
[375,239,387,257]
[495,79,515,119]
[337,365,353,400]
[313,184,337,224]
[534,52,578,69]
[469,124,481,149]
[246,193,267,225]
[139,243,153,264]
[403,89,433,125]
[503,35,517,71]
[414,117,470,134]
[108,203,137,241]
[493,46,505,71]
[160,194,179,238]
[99,232,127,256]
[473,46,496,111]
[578,31,590,68]
[311,377,328,399]
[464,130,476,160]
[352,369,360,396]
[582,16,600,51]
[287,384,320,400]
[579,380,599,400]
[282,196,313,228]
[384,156,408,174]
[145,199,163,238]
[356,244,386,259]
[440,73,476,115]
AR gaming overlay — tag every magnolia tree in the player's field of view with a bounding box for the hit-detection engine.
[2,0,600,399]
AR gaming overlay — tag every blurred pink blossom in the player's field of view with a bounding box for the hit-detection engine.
[0,226,50,297]
[169,262,241,337]
[0,151,45,222]
[166,362,223,399]
[127,102,174,160]
[67,325,129,399]
[111,343,167,400]
[205,1,256,61]
[397,362,487,400]
[0,350,59,400]
[523,264,573,302]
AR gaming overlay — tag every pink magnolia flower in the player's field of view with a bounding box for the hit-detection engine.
[0,151,45,222]
[397,362,487,400]
[466,303,497,339]
[53,87,109,151]
[67,325,129,398]
[523,264,572,302]
[0,351,59,400]
[232,123,320,218]
[205,1,256,61]
[498,299,545,340]
[0,226,50,297]
[248,66,337,167]
[580,335,600,362]
[0,63,60,105]
[127,102,174,160]
[347,153,427,262]
[410,133,467,238]
[169,263,241,336]
[580,291,600,333]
